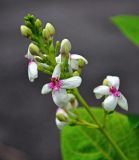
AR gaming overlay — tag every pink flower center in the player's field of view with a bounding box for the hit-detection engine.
[29,59,33,64]
[110,86,121,97]
[49,77,63,91]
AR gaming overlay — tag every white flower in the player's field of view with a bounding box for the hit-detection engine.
[55,94,78,129]
[28,60,38,82]
[93,76,128,112]
[56,53,88,70]
[41,64,82,107]
[25,49,38,82]
[55,108,68,129]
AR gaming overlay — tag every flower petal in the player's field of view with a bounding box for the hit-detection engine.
[95,93,103,99]
[70,54,88,64]
[106,76,120,89]
[28,61,38,82]
[56,54,61,64]
[56,54,71,65]
[70,59,79,70]
[52,89,69,107]
[55,118,67,129]
[41,83,52,94]
[93,85,110,95]
[118,94,128,111]
[102,95,118,112]
[25,49,33,60]
[52,64,61,78]
[62,76,82,89]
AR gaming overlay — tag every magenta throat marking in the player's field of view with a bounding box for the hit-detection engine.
[29,59,33,64]
[110,86,121,97]
[49,77,63,91]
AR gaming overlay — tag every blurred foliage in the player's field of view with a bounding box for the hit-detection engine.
[61,108,139,160]
[111,15,139,46]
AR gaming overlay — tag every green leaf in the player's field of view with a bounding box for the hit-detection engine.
[61,108,139,160]
[111,15,139,46]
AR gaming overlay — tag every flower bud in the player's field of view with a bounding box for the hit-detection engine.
[35,19,42,28]
[66,94,78,110]
[37,62,49,69]
[20,25,32,38]
[42,28,51,39]
[29,43,40,55]
[73,71,80,76]
[55,41,61,55]
[45,23,55,35]
[60,39,71,54]
[56,108,68,129]
[103,79,109,86]
[78,59,85,68]
[56,113,68,122]
[34,56,43,63]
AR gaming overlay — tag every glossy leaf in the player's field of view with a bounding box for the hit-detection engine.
[61,108,139,160]
[111,15,139,46]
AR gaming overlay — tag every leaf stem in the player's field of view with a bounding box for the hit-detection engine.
[73,88,128,160]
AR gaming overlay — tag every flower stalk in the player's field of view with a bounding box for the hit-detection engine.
[73,88,128,160]
[20,14,129,160]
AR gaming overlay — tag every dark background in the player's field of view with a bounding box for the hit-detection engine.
[0,0,139,160]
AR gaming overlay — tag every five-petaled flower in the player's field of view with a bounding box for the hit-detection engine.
[25,49,38,82]
[93,76,128,112]
[41,64,82,107]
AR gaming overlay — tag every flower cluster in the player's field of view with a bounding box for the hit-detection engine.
[21,14,128,129]
[21,14,89,129]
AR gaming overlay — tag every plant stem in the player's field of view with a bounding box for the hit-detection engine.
[73,88,128,160]
[77,119,99,129]
[103,111,108,128]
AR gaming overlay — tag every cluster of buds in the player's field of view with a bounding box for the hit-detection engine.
[20,14,88,129]
[21,14,128,129]
[42,23,55,40]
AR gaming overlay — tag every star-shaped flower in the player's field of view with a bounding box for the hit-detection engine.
[93,76,128,112]
[41,64,82,107]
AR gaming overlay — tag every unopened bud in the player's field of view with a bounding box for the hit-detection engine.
[103,79,109,86]
[42,28,51,39]
[66,94,78,110]
[20,25,32,38]
[56,108,68,122]
[34,56,43,63]
[29,43,40,55]
[73,71,80,76]
[35,19,42,28]
[78,59,85,68]
[45,23,55,35]
[37,62,49,69]
[55,41,61,54]
[60,39,71,54]
[55,108,68,129]
[56,113,68,122]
